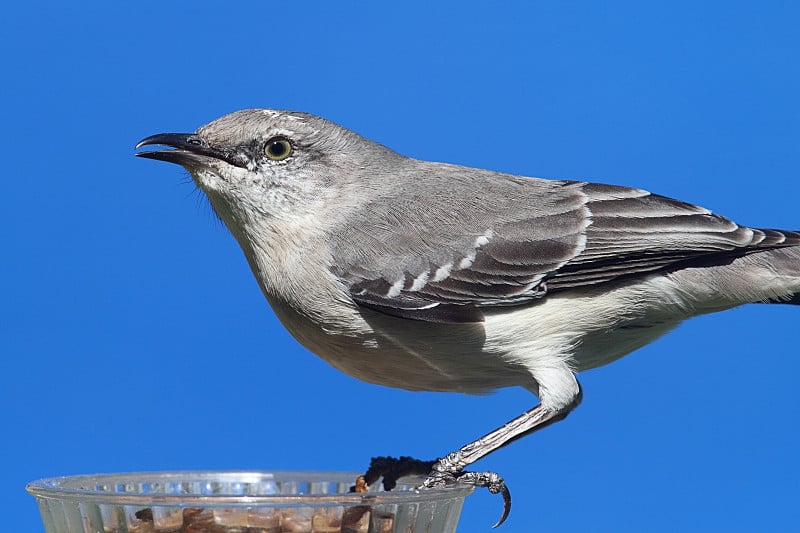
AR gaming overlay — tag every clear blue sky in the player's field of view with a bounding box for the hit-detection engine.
[2,2,798,532]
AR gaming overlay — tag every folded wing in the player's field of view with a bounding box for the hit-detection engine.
[329,171,799,323]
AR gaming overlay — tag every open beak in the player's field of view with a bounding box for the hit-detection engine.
[135,133,245,168]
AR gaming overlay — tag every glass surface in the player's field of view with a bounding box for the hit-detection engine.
[27,470,473,533]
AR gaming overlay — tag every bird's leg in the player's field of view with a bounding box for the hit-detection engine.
[355,382,582,527]
[425,395,582,487]
[431,380,583,526]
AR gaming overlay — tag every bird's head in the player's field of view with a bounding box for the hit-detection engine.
[135,109,394,226]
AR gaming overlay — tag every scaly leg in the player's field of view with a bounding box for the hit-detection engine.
[360,381,583,527]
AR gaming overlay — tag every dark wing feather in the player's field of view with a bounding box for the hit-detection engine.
[548,184,800,290]
[329,167,799,323]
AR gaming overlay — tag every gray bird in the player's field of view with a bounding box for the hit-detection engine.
[136,109,800,527]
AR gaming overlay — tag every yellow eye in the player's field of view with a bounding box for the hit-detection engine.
[264,137,292,161]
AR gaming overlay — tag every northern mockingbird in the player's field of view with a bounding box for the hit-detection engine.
[136,109,800,526]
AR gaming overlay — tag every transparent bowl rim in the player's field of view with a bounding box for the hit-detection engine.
[26,470,474,507]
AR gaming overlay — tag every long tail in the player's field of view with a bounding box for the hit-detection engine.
[765,292,800,305]
[755,228,800,306]
[666,233,800,313]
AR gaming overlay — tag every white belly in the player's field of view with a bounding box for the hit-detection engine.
[265,274,693,395]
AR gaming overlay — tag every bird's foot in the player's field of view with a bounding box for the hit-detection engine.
[352,455,511,528]
[422,454,511,528]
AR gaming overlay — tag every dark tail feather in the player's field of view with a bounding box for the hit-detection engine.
[763,293,800,305]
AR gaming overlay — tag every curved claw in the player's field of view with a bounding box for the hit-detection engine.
[354,456,512,527]
[491,482,512,528]
[456,471,511,527]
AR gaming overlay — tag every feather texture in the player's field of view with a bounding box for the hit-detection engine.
[329,168,800,323]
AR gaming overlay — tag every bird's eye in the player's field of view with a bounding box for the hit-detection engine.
[264,137,293,161]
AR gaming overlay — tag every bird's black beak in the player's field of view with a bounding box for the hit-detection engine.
[135,133,245,168]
